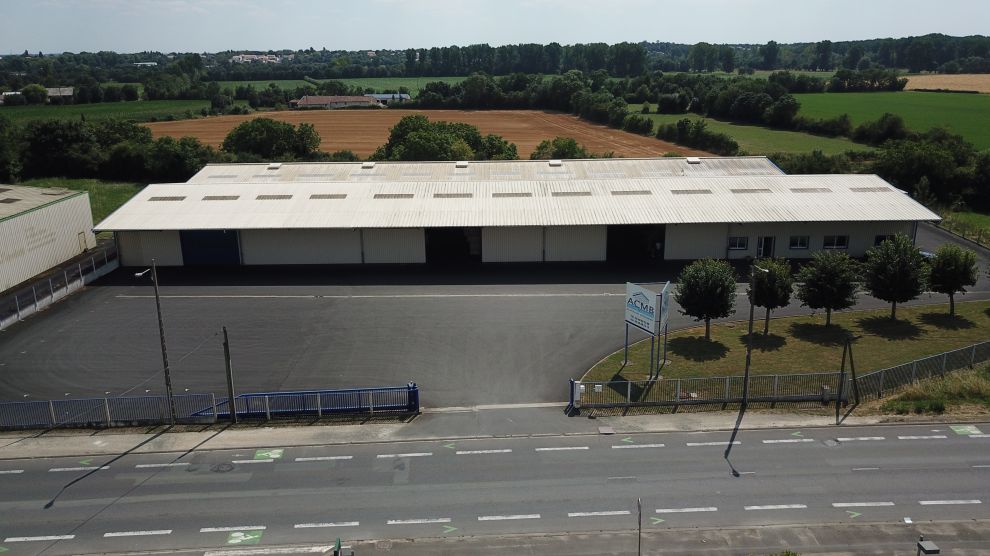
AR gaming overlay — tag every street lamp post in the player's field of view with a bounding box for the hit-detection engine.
[742,264,769,409]
[136,259,177,424]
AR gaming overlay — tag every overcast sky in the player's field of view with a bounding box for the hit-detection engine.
[2,0,988,54]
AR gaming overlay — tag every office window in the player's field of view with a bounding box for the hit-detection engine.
[727,236,749,250]
[874,234,895,246]
[789,235,810,249]
[823,235,849,249]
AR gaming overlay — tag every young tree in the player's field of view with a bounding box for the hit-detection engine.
[750,258,794,335]
[863,234,927,320]
[796,251,860,326]
[20,83,48,105]
[674,258,737,341]
[927,244,978,316]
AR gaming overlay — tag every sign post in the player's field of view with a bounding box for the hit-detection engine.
[624,282,671,379]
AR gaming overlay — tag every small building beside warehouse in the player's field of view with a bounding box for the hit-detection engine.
[0,185,96,292]
[95,157,940,268]
[290,95,382,109]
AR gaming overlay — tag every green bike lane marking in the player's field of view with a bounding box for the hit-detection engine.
[254,449,284,460]
[950,425,982,436]
[227,530,263,545]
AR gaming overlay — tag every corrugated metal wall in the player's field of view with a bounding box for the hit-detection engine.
[240,229,362,265]
[482,227,543,262]
[362,228,426,263]
[0,194,96,292]
[664,224,727,260]
[545,226,607,261]
[117,231,184,266]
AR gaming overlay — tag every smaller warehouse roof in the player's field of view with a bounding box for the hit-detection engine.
[365,93,411,101]
[292,95,380,107]
[0,185,83,221]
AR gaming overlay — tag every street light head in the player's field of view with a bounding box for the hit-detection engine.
[134,268,151,278]
[753,265,770,274]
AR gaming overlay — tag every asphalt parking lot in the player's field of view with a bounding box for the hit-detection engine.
[0,225,987,407]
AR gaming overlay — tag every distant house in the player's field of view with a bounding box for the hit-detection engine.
[132,62,158,67]
[365,93,411,106]
[0,91,22,105]
[290,95,382,109]
[46,87,74,99]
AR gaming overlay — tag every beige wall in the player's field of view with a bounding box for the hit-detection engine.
[545,226,607,261]
[362,228,426,263]
[117,231,184,267]
[482,227,543,262]
[240,229,362,265]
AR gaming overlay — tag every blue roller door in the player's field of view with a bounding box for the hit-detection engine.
[180,230,241,265]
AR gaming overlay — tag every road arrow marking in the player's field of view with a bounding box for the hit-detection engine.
[79,458,92,466]
[846,511,862,518]
[621,436,633,443]
[443,442,456,450]
[0,546,9,553]
[791,431,804,437]
[650,517,665,525]
[442,525,458,534]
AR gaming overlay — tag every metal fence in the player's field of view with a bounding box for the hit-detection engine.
[0,384,420,430]
[855,341,990,400]
[0,243,119,332]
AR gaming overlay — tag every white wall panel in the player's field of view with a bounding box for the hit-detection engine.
[0,194,97,291]
[663,224,727,260]
[482,227,543,262]
[117,231,183,267]
[240,229,361,265]
[362,228,425,264]
[545,226,606,261]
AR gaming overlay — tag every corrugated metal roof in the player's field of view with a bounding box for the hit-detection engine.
[0,184,81,221]
[95,174,940,232]
[187,157,785,184]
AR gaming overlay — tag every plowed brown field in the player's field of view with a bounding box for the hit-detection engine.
[144,109,708,158]
[906,74,990,93]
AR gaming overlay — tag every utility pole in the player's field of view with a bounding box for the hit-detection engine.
[637,497,642,556]
[150,259,177,424]
[223,326,237,424]
[742,265,768,409]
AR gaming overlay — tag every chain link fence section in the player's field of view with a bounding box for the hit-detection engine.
[856,341,990,400]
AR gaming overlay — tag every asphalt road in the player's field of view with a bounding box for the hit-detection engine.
[0,225,987,407]
[0,422,987,555]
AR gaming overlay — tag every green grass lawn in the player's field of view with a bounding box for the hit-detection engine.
[0,100,210,124]
[215,80,313,91]
[658,70,836,80]
[19,178,143,224]
[327,76,468,93]
[793,91,990,149]
[584,300,990,382]
[880,363,990,414]
[938,210,990,248]
[629,107,868,155]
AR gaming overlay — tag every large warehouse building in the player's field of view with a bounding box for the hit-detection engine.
[95,157,940,267]
[0,185,96,292]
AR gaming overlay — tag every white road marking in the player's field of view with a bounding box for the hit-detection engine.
[656,507,718,513]
[0,469,24,474]
[49,466,109,472]
[904,517,914,523]
[898,435,948,440]
[294,522,359,528]
[973,465,990,468]
[120,293,625,300]
[478,514,541,521]
[426,402,568,413]
[387,518,451,525]
[232,459,273,464]
[204,547,336,556]
[377,452,432,458]
[853,467,881,471]
[135,462,189,468]
[919,500,981,505]
[4,535,75,542]
[970,434,990,438]
[611,443,665,449]
[832,502,895,507]
[568,510,631,517]
[745,504,807,510]
[456,449,512,455]
[763,439,816,444]
[535,446,589,452]
[104,530,172,537]
[837,437,885,442]
[295,456,353,462]
[687,441,740,447]
[200,526,268,532]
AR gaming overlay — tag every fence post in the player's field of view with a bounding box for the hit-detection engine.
[408,382,419,413]
[104,398,112,426]
[89,256,96,275]
[911,360,917,383]
[264,395,271,420]
[211,393,218,423]
[722,377,730,409]
[626,381,632,406]
[369,391,375,415]
[878,369,885,399]
[48,400,57,426]
[772,375,779,408]
[972,345,978,368]
[32,286,38,311]
[316,393,323,418]
[49,278,55,303]
[941,352,948,375]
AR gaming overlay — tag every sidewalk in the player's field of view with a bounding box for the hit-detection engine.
[0,405,903,461]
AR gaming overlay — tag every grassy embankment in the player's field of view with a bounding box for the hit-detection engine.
[584,300,990,382]
[19,178,143,224]
[938,211,990,248]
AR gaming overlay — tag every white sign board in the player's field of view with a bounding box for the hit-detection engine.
[625,282,659,334]
[658,281,671,330]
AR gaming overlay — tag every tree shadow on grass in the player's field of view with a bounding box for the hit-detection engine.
[788,322,851,347]
[668,336,729,362]
[857,315,922,340]
[918,311,976,331]
[738,333,787,352]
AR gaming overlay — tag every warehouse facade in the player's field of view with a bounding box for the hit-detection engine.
[95,158,939,267]
[0,185,96,292]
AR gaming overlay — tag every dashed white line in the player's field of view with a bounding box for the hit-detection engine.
[535,446,589,452]
[745,504,807,510]
[200,526,268,533]
[104,530,173,537]
[387,518,451,525]
[763,439,815,444]
[853,467,881,471]
[4,535,75,542]
[377,452,433,459]
[568,510,631,517]
[295,456,353,462]
[135,463,189,468]
[969,434,990,438]
[611,443,665,449]
[973,465,990,468]
[656,507,718,513]
[919,500,981,505]
[294,522,359,528]
[456,449,512,455]
[49,466,109,472]
[478,514,541,521]
[687,441,740,447]
[204,547,336,556]
[232,459,273,464]
[832,502,895,507]
[898,435,948,440]
[837,437,885,442]
[0,469,24,474]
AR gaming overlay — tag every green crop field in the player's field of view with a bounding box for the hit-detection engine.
[0,100,210,124]
[215,79,312,91]
[19,178,143,224]
[657,70,835,80]
[793,91,990,149]
[329,76,468,93]
[630,107,867,155]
